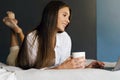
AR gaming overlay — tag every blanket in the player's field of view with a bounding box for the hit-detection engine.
[0,59,119,80]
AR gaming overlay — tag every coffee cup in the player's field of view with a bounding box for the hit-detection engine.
[72,52,86,68]
[72,52,85,59]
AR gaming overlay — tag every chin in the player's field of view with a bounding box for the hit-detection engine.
[57,29,65,33]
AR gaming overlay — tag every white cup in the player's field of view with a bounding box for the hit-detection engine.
[72,52,86,68]
[72,52,86,59]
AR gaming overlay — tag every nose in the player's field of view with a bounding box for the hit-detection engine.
[66,18,70,23]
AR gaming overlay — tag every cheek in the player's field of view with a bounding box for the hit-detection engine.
[57,18,62,26]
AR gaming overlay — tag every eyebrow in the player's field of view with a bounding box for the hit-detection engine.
[61,11,70,16]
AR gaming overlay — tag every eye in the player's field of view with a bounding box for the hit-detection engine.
[63,14,67,17]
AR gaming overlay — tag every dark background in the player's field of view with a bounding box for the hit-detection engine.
[0,0,96,63]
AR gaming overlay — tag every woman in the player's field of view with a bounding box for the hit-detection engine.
[4,1,104,69]
[16,0,78,69]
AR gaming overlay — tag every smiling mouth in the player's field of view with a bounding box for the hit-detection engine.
[63,23,67,27]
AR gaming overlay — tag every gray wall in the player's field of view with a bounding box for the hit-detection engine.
[0,0,96,63]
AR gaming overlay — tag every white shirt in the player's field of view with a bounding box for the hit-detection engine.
[26,30,72,67]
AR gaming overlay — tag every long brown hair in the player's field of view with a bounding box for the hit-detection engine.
[16,0,71,69]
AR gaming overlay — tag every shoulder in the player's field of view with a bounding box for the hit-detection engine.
[57,31,71,39]
[26,30,37,42]
[62,31,70,36]
[27,30,37,37]
[56,31,71,43]
[57,31,70,37]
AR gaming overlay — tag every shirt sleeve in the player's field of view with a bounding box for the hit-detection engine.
[26,31,38,65]
[54,31,72,65]
[60,32,72,62]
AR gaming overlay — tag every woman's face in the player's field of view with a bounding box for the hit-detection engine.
[57,7,70,32]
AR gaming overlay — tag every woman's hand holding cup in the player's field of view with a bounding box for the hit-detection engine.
[72,52,86,69]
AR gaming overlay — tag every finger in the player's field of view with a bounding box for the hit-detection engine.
[73,59,85,68]
[92,61,104,68]
[75,62,85,69]
[96,61,105,66]
[98,62,105,68]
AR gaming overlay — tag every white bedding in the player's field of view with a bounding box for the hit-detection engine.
[0,68,16,80]
[16,68,120,80]
[0,59,120,80]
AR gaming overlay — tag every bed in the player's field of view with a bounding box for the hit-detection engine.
[0,59,120,80]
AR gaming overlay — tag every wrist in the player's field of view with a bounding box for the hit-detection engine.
[53,64,64,69]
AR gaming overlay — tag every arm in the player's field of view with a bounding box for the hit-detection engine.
[51,57,86,69]
[51,58,105,69]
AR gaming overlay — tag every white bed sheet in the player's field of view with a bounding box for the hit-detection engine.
[0,59,119,80]
[0,68,17,80]
[15,68,120,80]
